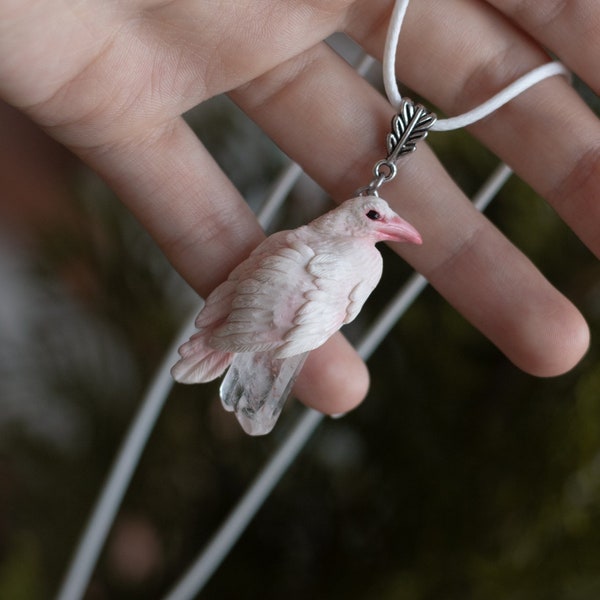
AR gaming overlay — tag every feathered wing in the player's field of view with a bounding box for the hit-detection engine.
[211,239,383,359]
[209,236,318,352]
[171,333,234,383]
[170,281,237,383]
[171,233,293,384]
[276,245,383,357]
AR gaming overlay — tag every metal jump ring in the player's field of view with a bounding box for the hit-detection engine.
[372,159,398,183]
[356,160,398,197]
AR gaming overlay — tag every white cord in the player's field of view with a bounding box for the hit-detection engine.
[56,314,200,600]
[383,0,411,110]
[383,0,571,130]
[431,62,571,131]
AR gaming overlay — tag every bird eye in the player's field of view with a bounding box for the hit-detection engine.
[366,210,381,221]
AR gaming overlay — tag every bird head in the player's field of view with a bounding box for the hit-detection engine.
[323,195,422,245]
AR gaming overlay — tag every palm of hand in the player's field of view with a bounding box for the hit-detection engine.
[0,0,348,147]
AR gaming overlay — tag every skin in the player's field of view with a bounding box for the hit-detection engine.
[0,0,597,416]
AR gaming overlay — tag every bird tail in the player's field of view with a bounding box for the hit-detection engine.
[219,350,309,435]
[171,332,233,384]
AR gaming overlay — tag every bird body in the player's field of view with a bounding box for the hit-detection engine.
[171,195,421,434]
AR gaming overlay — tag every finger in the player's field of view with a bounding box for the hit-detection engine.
[484,0,600,92]
[230,41,589,376]
[78,115,369,413]
[295,336,370,415]
[346,0,600,258]
[79,117,263,295]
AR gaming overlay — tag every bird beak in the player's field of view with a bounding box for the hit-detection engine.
[378,215,422,244]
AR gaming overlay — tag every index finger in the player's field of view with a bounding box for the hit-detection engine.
[81,114,370,416]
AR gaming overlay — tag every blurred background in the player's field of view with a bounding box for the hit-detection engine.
[1,37,600,600]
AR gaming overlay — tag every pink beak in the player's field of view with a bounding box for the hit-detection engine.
[377,215,422,245]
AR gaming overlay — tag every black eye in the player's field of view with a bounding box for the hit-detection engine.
[366,210,381,221]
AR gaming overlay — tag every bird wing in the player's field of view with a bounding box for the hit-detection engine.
[173,232,295,379]
[194,231,292,332]
[275,244,382,358]
[210,234,383,358]
[209,235,318,353]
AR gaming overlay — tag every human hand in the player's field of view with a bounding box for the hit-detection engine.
[0,0,596,416]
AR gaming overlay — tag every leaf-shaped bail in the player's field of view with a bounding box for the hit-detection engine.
[357,98,437,197]
[386,98,437,162]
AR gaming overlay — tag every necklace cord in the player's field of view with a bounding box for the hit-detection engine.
[384,0,571,131]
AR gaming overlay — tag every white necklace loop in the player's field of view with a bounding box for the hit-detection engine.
[383,0,571,132]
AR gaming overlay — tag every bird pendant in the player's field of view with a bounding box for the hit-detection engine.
[171,195,421,435]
